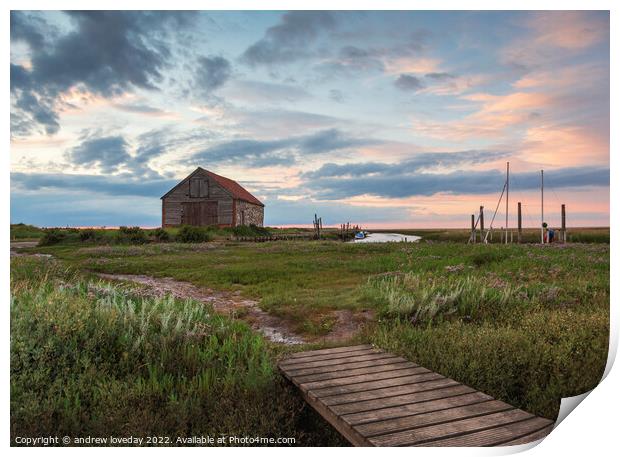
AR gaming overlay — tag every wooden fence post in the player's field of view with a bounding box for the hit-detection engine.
[517,202,522,243]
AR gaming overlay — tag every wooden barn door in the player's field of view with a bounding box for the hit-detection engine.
[182,202,218,226]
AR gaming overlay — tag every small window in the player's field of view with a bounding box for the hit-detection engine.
[199,179,209,198]
[189,178,200,198]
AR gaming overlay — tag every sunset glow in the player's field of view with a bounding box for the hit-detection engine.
[10,11,609,228]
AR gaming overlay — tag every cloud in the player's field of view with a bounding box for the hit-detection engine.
[225,80,311,105]
[112,102,172,117]
[10,11,52,50]
[10,11,195,136]
[394,74,424,91]
[65,136,131,173]
[304,166,609,200]
[500,11,609,69]
[194,56,232,96]
[12,88,60,135]
[63,127,207,178]
[329,89,345,103]
[192,128,379,167]
[303,150,511,179]
[11,171,176,198]
[425,72,455,81]
[241,11,337,66]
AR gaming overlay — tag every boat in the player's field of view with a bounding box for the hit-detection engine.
[354,231,366,240]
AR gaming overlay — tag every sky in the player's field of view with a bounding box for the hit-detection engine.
[9,10,610,228]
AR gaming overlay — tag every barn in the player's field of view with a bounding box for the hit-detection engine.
[161,167,264,228]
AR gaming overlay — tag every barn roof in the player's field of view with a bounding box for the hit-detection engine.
[161,167,264,207]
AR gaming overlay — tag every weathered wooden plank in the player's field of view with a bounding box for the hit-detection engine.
[334,384,476,416]
[343,391,493,425]
[419,417,553,447]
[280,348,381,367]
[278,346,554,447]
[355,399,512,438]
[295,361,415,384]
[369,409,534,446]
[324,378,461,407]
[315,373,446,401]
[286,345,373,360]
[301,366,429,391]
[284,356,407,378]
[500,423,553,446]
[281,352,388,371]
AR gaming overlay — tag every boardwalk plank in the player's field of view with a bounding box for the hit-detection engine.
[280,352,388,371]
[284,356,406,377]
[334,385,476,416]
[280,348,380,366]
[286,345,373,360]
[278,346,555,447]
[369,409,534,446]
[323,378,460,407]
[500,424,553,446]
[356,399,512,438]
[420,417,553,447]
[301,366,430,390]
[294,361,415,384]
[343,391,493,426]
[311,372,444,399]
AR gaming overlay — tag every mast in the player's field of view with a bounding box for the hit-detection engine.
[505,162,509,244]
[541,170,544,244]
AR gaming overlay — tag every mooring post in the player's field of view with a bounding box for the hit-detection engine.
[561,204,566,243]
[517,202,522,243]
[479,206,484,242]
[471,214,475,243]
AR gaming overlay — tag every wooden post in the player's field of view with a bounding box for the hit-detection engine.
[517,202,522,243]
[541,170,545,244]
[505,162,509,244]
[561,204,566,243]
[479,206,484,241]
[471,214,476,243]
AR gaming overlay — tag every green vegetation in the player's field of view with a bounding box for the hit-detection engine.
[38,228,67,246]
[176,225,214,243]
[232,224,272,237]
[116,226,148,244]
[11,225,609,441]
[10,257,345,445]
[10,223,45,240]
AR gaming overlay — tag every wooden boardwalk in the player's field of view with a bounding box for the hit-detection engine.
[279,345,554,447]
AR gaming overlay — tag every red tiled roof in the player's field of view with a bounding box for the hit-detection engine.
[203,169,264,207]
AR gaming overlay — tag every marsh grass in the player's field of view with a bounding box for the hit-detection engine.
[10,257,345,445]
[364,273,517,325]
[23,239,610,428]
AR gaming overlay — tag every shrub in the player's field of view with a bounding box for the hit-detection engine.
[38,229,66,246]
[151,227,170,242]
[116,226,147,244]
[176,225,213,243]
[79,229,98,242]
[10,223,45,240]
[232,224,271,237]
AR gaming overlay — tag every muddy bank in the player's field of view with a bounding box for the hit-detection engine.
[95,273,373,346]
[96,273,307,344]
[10,241,52,258]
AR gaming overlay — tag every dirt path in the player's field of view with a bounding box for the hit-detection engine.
[95,273,373,346]
[11,241,371,345]
[96,273,307,344]
[10,241,53,258]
